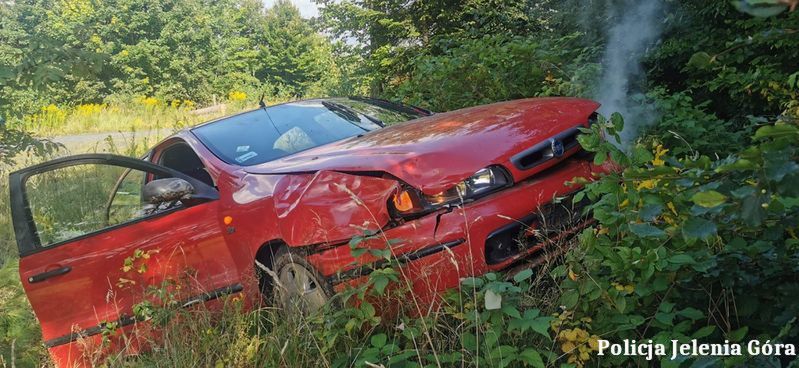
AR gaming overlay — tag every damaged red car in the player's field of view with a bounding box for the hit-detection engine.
[9,96,606,365]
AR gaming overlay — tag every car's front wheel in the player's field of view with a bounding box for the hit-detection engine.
[272,249,331,315]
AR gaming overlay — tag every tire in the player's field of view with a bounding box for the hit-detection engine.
[270,248,332,315]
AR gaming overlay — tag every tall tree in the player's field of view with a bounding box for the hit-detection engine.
[259,0,337,97]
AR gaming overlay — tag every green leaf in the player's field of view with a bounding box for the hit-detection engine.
[461,277,484,288]
[691,191,727,208]
[691,325,716,339]
[778,197,799,209]
[687,52,713,70]
[727,326,748,342]
[681,217,717,241]
[370,333,387,348]
[372,276,390,295]
[349,236,365,248]
[669,254,696,265]
[639,203,663,221]
[502,305,521,319]
[764,154,799,182]
[741,195,766,226]
[560,289,579,309]
[462,333,477,350]
[716,158,757,173]
[655,312,675,326]
[754,124,799,140]
[629,223,667,238]
[512,269,534,283]
[610,112,625,132]
[677,307,704,320]
[613,294,627,313]
[529,318,553,340]
[519,348,545,368]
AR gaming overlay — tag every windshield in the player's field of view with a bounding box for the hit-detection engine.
[192,99,423,166]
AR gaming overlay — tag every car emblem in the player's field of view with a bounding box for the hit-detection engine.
[550,139,565,157]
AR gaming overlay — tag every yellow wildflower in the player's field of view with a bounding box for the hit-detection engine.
[76,103,104,116]
[139,96,159,107]
[588,335,600,350]
[555,326,597,367]
[667,202,678,215]
[42,104,60,113]
[229,91,247,102]
[636,179,658,190]
[612,282,635,294]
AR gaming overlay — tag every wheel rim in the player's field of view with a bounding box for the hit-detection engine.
[276,262,328,314]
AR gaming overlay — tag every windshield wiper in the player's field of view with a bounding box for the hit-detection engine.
[348,96,433,116]
[322,100,385,128]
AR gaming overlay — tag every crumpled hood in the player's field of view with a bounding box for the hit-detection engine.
[245,97,600,195]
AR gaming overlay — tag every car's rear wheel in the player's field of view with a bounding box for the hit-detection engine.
[272,249,330,315]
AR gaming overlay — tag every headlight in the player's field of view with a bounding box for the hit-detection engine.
[390,166,511,217]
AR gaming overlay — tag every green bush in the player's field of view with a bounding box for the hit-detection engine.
[642,87,754,157]
[560,112,799,366]
[387,34,598,112]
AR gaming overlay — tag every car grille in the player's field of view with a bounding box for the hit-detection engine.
[535,194,591,236]
[510,126,583,170]
[484,192,591,265]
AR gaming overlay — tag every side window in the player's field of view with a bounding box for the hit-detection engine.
[25,164,158,247]
[107,168,147,226]
[157,143,215,188]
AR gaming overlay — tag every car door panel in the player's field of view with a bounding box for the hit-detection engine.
[9,154,241,365]
[20,203,237,344]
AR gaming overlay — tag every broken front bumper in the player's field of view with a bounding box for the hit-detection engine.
[306,154,602,302]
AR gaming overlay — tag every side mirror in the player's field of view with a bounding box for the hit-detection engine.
[143,178,195,204]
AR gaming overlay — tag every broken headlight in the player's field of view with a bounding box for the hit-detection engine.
[390,166,511,217]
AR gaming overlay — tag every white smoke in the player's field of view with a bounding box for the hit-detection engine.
[595,0,665,147]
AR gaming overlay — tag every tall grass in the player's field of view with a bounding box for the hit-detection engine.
[92,257,566,368]
[7,96,259,137]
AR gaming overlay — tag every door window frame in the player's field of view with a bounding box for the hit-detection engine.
[9,154,219,257]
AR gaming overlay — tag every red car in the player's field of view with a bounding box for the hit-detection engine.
[10,97,604,366]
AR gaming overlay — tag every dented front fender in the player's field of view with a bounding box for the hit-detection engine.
[272,171,400,246]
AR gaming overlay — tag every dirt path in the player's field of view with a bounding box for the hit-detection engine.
[46,104,228,152]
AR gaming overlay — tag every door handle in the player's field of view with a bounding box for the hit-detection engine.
[28,266,72,284]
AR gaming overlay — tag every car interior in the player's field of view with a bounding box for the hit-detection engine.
[157,142,215,188]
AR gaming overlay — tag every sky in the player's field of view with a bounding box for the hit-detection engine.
[263,0,320,18]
